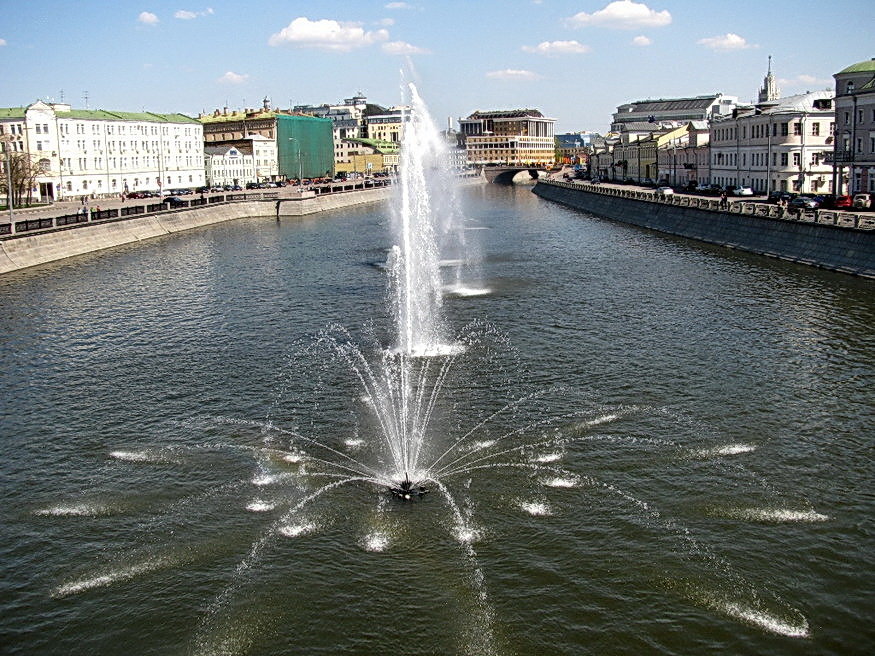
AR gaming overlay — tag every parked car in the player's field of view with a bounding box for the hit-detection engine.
[788,196,819,210]
[852,193,872,209]
[732,186,755,196]
[641,178,656,188]
[655,186,674,196]
[767,191,795,204]
[164,196,186,207]
[816,194,849,209]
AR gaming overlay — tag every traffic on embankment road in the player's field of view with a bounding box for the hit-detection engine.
[546,167,875,218]
[0,176,396,236]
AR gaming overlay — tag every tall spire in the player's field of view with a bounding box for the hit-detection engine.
[758,55,779,103]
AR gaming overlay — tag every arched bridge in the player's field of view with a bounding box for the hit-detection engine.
[481,166,548,185]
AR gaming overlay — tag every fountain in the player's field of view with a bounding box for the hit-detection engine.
[31,83,823,655]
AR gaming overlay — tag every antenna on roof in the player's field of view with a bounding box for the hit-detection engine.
[59,89,65,103]
[83,90,89,109]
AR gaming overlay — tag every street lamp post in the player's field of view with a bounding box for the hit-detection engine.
[1,134,15,233]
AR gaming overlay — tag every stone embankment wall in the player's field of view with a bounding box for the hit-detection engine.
[0,187,392,275]
[533,181,875,279]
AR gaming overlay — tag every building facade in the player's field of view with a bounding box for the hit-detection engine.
[460,109,556,166]
[200,102,333,180]
[710,90,835,194]
[204,134,277,187]
[656,121,712,186]
[832,58,875,195]
[0,101,204,201]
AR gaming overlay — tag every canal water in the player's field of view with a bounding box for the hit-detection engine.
[1,185,872,655]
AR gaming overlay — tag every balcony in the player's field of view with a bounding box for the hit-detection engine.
[831,149,855,163]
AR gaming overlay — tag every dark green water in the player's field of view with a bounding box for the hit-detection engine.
[1,185,873,655]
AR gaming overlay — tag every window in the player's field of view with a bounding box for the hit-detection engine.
[847,81,854,94]
[792,152,800,167]
[781,123,788,136]
[812,122,820,136]
[35,124,42,134]
[793,123,802,136]
[781,153,788,166]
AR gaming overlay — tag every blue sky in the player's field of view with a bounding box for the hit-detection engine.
[1,0,871,133]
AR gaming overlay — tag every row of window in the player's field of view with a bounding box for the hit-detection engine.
[713,121,835,142]
[712,151,822,167]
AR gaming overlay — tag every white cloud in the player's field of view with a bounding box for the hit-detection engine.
[268,17,389,51]
[175,8,214,19]
[385,2,411,8]
[631,35,651,46]
[138,11,159,25]
[522,40,591,55]
[697,33,755,50]
[486,69,540,80]
[377,18,395,26]
[0,38,6,46]
[567,1,671,29]
[778,74,832,89]
[218,71,248,84]
[382,41,430,55]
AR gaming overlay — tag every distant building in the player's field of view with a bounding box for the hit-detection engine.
[556,132,597,167]
[0,100,204,201]
[656,121,711,187]
[200,99,333,179]
[710,89,835,194]
[204,134,277,187]
[832,58,875,195]
[365,107,411,144]
[334,138,399,176]
[460,109,556,166]
[611,94,739,135]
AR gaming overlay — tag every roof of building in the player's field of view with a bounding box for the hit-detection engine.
[837,58,875,75]
[616,95,721,113]
[204,144,253,156]
[52,109,200,123]
[466,109,546,119]
[199,110,330,124]
[344,138,399,153]
[0,107,26,119]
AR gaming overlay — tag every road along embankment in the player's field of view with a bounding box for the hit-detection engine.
[533,180,875,279]
[0,187,393,275]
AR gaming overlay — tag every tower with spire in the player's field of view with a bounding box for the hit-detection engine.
[758,56,780,103]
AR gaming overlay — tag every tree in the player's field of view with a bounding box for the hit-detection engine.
[0,151,42,207]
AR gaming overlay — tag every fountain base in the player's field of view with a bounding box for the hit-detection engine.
[389,475,428,501]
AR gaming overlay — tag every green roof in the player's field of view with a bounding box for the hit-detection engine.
[0,107,27,118]
[348,138,399,153]
[55,109,199,124]
[838,59,875,74]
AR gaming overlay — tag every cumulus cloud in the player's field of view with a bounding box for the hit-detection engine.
[175,8,213,20]
[778,74,832,89]
[138,11,159,25]
[382,41,430,55]
[268,17,389,51]
[631,35,651,46]
[0,38,6,46]
[385,2,411,8]
[218,71,248,84]
[486,69,540,80]
[522,40,591,55]
[697,33,755,50]
[567,1,671,29]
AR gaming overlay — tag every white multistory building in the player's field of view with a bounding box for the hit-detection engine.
[0,100,204,202]
[709,89,835,194]
[204,134,277,187]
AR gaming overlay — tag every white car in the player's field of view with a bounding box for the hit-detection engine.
[733,186,754,196]
[655,186,674,196]
[852,193,872,209]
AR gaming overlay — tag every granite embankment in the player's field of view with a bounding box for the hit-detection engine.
[533,180,875,279]
[0,187,392,274]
